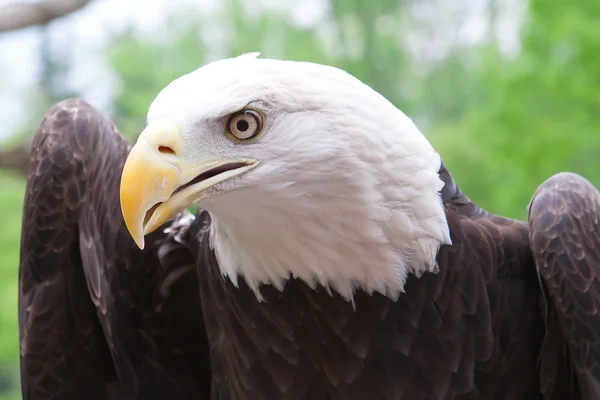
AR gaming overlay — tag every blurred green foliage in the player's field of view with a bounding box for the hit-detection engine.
[0,173,25,399]
[1,0,599,397]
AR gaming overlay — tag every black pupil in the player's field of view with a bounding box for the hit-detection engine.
[236,119,249,132]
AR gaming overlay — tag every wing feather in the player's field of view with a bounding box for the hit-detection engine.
[529,172,600,400]
[19,99,211,399]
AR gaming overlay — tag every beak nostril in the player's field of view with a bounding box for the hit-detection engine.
[158,146,176,156]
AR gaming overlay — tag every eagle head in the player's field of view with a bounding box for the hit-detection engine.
[120,53,451,301]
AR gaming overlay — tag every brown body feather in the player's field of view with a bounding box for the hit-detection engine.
[189,175,545,400]
[19,99,600,399]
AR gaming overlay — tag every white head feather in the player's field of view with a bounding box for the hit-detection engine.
[147,53,452,302]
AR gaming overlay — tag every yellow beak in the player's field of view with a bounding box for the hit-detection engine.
[120,120,258,249]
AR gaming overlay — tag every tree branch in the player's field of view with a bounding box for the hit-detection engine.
[0,0,90,33]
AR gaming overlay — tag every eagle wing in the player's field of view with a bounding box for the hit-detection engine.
[528,172,600,400]
[18,99,211,399]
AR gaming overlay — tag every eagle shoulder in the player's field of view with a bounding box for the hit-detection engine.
[529,172,600,400]
[19,99,211,399]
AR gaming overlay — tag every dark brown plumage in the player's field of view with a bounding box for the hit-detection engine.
[19,99,600,399]
[18,99,211,399]
[529,173,600,400]
[189,169,547,400]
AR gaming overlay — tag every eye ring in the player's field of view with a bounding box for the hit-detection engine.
[228,109,263,140]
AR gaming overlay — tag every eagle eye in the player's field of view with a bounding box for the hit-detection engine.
[228,109,262,140]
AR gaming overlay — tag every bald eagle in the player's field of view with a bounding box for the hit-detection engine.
[19,54,600,400]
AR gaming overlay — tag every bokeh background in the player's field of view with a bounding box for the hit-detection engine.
[0,0,599,398]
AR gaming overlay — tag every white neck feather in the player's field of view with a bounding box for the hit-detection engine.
[202,124,451,303]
